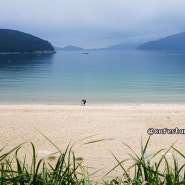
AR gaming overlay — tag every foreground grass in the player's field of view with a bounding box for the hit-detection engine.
[1,136,185,184]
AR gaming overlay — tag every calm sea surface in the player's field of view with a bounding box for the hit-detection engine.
[0,50,185,104]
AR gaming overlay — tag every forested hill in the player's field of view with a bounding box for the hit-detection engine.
[0,29,55,54]
[138,31,185,51]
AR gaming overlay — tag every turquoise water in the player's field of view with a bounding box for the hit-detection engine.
[0,50,185,104]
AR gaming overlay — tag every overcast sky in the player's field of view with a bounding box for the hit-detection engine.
[1,0,185,48]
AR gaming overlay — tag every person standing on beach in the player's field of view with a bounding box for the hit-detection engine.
[81,99,86,106]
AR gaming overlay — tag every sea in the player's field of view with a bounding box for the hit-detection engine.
[0,50,185,104]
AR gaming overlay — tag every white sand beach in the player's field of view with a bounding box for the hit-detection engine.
[1,104,185,179]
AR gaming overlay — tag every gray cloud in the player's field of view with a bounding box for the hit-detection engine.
[0,0,185,48]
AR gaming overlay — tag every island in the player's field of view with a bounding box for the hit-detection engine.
[60,45,83,51]
[0,29,55,54]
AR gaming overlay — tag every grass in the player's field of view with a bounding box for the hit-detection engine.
[1,136,185,184]
[106,136,185,185]
[0,137,90,185]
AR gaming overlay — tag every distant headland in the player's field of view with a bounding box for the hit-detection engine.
[138,31,185,51]
[56,31,185,52]
[0,29,55,55]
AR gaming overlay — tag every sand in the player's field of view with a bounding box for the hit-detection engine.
[1,104,185,179]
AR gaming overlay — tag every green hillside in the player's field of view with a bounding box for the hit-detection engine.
[0,29,55,54]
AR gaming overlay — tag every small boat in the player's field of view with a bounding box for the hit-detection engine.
[82,52,88,54]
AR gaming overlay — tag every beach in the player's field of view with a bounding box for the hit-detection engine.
[1,104,185,179]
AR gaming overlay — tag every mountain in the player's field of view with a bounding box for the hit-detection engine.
[87,42,141,51]
[0,29,55,54]
[138,32,185,51]
[100,42,141,50]
[56,42,140,51]
[56,45,84,51]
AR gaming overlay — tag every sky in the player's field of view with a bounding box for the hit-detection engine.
[1,0,185,48]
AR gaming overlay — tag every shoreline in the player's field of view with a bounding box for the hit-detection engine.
[1,104,185,178]
[1,102,185,106]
